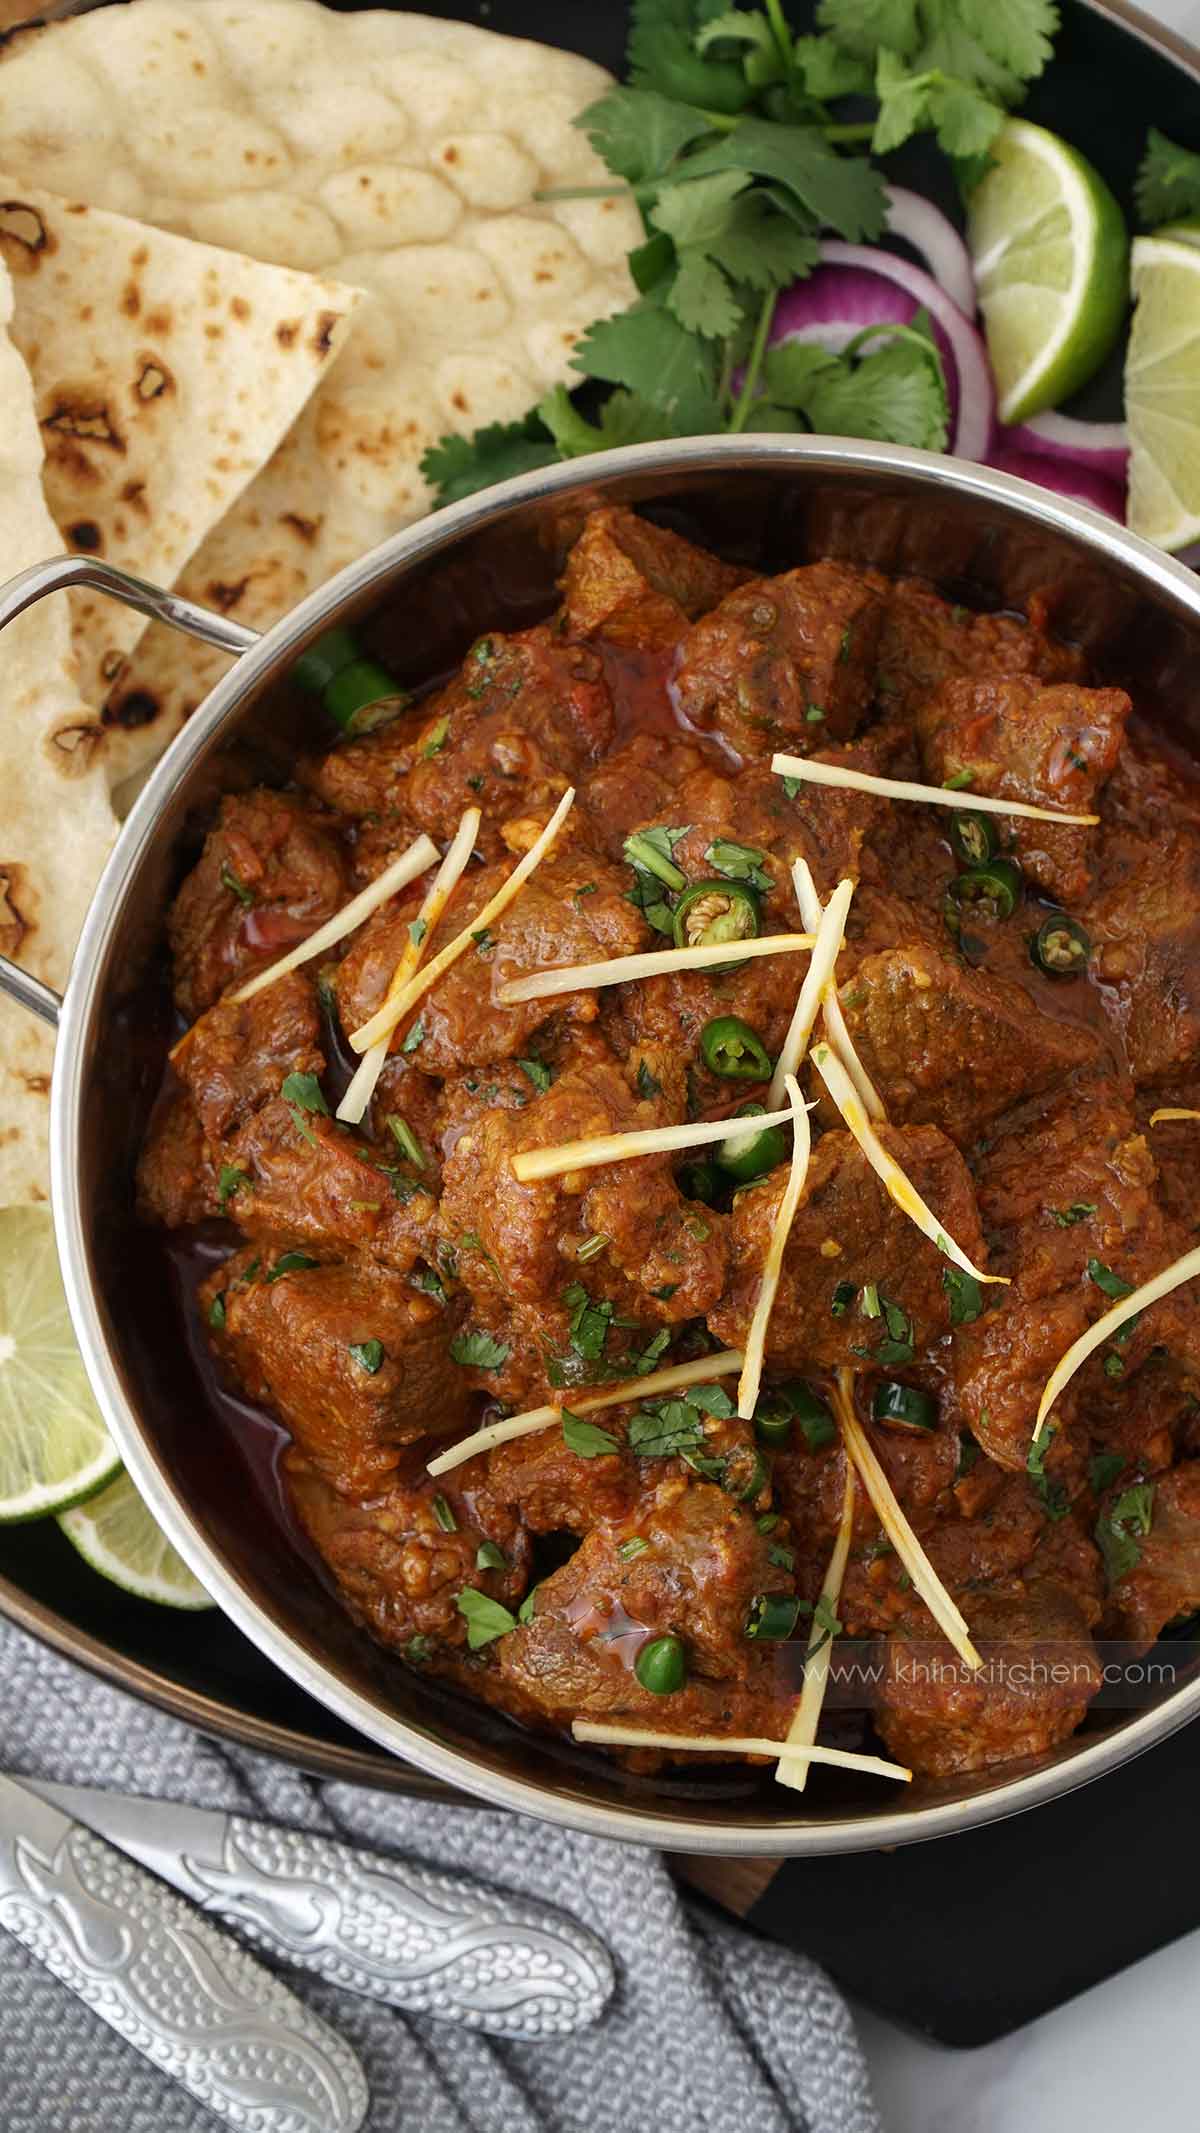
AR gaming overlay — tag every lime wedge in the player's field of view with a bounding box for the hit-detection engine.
[60,1470,213,1609]
[966,119,1129,426]
[1126,234,1200,551]
[0,1207,120,1521]
[1156,219,1200,250]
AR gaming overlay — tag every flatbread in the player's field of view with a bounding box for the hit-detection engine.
[0,255,118,1203]
[0,0,640,786]
[0,176,361,710]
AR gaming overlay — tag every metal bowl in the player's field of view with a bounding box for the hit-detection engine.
[7,435,1200,1854]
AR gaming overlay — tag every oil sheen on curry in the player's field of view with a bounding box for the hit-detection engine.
[137,504,1200,1788]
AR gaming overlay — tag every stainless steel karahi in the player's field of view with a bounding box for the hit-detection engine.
[4,436,1200,1856]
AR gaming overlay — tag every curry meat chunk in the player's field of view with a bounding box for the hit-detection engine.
[1087,826,1200,1087]
[223,1097,436,1272]
[915,674,1129,903]
[1100,1462,1200,1648]
[334,844,646,1073]
[284,1449,530,1654]
[878,576,1085,718]
[206,1249,469,1497]
[954,1079,1200,1472]
[495,1477,794,1753]
[710,1125,986,1370]
[874,1554,1102,1777]
[561,503,749,653]
[673,561,890,758]
[315,625,612,860]
[168,789,349,1021]
[838,942,1101,1149]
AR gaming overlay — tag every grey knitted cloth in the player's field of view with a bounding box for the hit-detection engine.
[0,1620,881,2133]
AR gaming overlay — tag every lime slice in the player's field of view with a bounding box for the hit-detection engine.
[0,1207,120,1521]
[1156,219,1200,250]
[60,1470,213,1609]
[1126,234,1200,551]
[966,118,1129,426]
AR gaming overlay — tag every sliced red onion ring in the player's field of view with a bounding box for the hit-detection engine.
[884,185,976,319]
[1003,409,1129,484]
[985,444,1125,520]
[773,243,995,462]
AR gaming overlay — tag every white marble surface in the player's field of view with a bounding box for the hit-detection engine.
[858,7,1200,2121]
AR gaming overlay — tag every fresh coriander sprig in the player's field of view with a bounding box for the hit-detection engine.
[420,0,1059,502]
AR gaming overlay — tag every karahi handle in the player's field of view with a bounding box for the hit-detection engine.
[0,554,259,660]
[0,556,260,1029]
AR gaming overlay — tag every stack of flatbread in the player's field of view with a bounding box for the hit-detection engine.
[0,0,639,1203]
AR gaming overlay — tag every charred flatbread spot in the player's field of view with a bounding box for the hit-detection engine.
[280,512,320,543]
[230,295,251,321]
[101,649,126,683]
[145,308,172,337]
[207,577,250,613]
[121,282,140,318]
[67,519,102,552]
[120,477,149,513]
[43,399,123,451]
[276,319,299,349]
[134,360,171,402]
[104,689,159,731]
[0,869,28,958]
[312,310,338,357]
[22,1076,50,1098]
[0,200,50,266]
[49,722,103,775]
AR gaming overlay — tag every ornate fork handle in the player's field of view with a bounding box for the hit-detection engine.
[183,1816,615,2040]
[0,1814,366,2132]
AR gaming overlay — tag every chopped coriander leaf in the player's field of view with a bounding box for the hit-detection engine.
[265,1251,319,1284]
[563,1282,616,1363]
[562,1408,621,1457]
[281,1071,329,1116]
[628,1401,705,1459]
[805,704,826,723]
[831,1281,856,1317]
[408,917,427,948]
[420,715,450,759]
[633,1328,673,1374]
[431,1493,457,1533]
[400,1018,425,1055]
[217,1163,247,1211]
[219,861,255,908]
[1087,1258,1134,1301]
[782,776,803,801]
[518,1056,553,1095]
[1104,1354,1125,1379]
[1053,1201,1096,1228]
[942,768,975,792]
[518,1583,540,1625]
[636,1059,663,1101]
[625,862,677,937]
[1027,1419,1056,1481]
[456,1588,517,1650]
[623,824,689,890]
[472,927,496,955]
[1089,1451,1126,1495]
[1096,1483,1155,1585]
[574,881,598,899]
[944,1265,983,1325]
[449,1329,511,1370]
[405,1634,433,1665]
[476,1541,507,1571]
[768,1543,795,1571]
[860,1282,881,1319]
[651,1282,678,1302]
[208,1292,226,1331]
[410,1265,447,1305]
[705,838,772,894]
[386,1115,426,1169]
[348,1338,385,1374]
